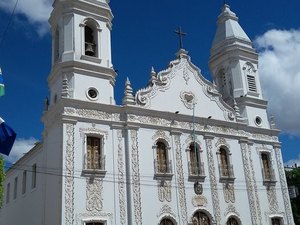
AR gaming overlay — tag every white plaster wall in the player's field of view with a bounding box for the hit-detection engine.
[0,147,45,225]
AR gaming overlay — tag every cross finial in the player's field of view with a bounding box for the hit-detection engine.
[174,27,187,49]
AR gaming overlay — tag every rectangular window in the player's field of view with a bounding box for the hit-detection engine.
[22,170,27,194]
[86,137,102,170]
[32,164,37,189]
[13,177,18,199]
[6,183,10,204]
[261,152,276,186]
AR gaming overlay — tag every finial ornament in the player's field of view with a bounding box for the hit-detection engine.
[149,66,157,85]
[174,27,187,49]
[123,77,135,105]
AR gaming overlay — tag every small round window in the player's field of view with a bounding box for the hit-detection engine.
[87,87,99,101]
[255,116,262,126]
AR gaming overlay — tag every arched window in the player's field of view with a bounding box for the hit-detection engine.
[85,25,96,56]
[156,141,168,173]
[159,218,174,225]
[192,211,211,225]
[227,217,239,225]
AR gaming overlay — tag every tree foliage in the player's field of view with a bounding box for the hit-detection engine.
[0,156,5,208]
[286,168,300,225]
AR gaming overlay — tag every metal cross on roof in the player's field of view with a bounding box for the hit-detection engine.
[174,27,187,49]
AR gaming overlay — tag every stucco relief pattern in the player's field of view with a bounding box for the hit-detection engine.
[117,130,127,225]
[247,144,262,225]
[64,107,120,121]
[223,183,235,203]
[174,134,188,224]
[65,124,75,225]
[192,195,208,207]
[127,115,278,143]
[158,181,172,202]
[152,130,170,143]
[131,130,143,225]
[274,146,294,225]
[157,204,176,219]
[240,142,257,225]
[267,186,279,213]
[205,137,221,225]
[86,178,103,212]
[224,203,240,217]
[76,212,113,225]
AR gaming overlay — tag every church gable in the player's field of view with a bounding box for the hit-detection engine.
[135,50,236,122]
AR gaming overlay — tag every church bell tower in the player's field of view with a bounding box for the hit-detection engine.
[209,4,270,129]
[48,0,116,106]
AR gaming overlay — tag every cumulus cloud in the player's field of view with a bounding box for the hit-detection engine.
[254,29,300,136]
[0,0,52,36]
[3,137,39,164]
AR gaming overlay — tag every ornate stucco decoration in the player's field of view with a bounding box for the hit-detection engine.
[64,107,120,122]
[215,137,230,149]
[223,183,235,203]
[224,203,240,217]
[152,130,170,143]
[192,195,208,207]
[79,127,109,140]
[158,181,172,202]
[131,130,143,225]
[180,91,197,109]
[205,137,221,225]
[86,178,103,212]
[274,146,294,224]
[174,134,188,224]
[65,124,75,225]
[157,204,176,219]
[267,186,279,213]
[185,134,202,148]
[117,130,127,225]
[75,212,113,225]
[135,55,236,122]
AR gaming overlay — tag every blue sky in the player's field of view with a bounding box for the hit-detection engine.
[0,0,300,166]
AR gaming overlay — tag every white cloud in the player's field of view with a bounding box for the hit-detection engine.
[254,29,300,136]
[4,137,39,164]
[0,0,52,35]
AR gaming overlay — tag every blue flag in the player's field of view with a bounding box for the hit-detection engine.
[0,68,4,97]
[0,117,16,156]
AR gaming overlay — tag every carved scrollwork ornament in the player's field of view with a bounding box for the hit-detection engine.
[194,181,203,195]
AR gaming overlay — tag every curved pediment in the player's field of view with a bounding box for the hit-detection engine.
[135,50,235,122]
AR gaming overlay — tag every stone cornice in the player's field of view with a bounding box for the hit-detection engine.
[46,99,280,145]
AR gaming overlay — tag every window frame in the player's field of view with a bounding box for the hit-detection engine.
[82,134,106,177]
[13,177,18,200]
[153,139,173,180]
[6,182,10,204]
[260,151,276,186]
[32,163,37,189]
[217,146,235,183]
[22,170,27,195]
[187,142,205,182]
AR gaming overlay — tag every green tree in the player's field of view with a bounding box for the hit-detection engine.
[0,156,5,208]
[286,168,300,225]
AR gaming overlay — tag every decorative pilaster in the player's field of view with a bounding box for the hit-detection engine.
[65,124,75,225]
[117,129,127,225]
[130,130,142,225]
[239,140,259,225]
[274,144,295,225]
[173,134,188,225]
[204,135,221,225]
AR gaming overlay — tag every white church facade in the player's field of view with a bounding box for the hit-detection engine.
[0,0,295,225]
